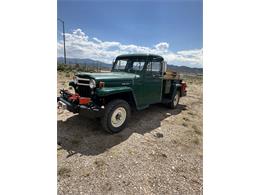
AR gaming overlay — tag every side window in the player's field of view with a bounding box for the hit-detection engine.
[152,61,161,72]
[146,61,162,73]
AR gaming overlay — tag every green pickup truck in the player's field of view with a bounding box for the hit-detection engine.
[58,54,187,133]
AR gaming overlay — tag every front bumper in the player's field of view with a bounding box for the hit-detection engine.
[57,95,104,118]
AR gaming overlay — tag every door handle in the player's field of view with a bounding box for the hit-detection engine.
[153,75,162,78]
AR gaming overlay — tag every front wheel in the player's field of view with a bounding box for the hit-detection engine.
[167,90,180,109]
[101,99,131,133]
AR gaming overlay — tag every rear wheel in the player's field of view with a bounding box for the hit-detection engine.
[101,99,131,133]
[167,90,180,109]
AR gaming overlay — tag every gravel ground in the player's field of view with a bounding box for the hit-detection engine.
[57,72,203,195]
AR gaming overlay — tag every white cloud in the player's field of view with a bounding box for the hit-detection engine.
[58,28,203,68]
[154,42,169,51]
[73,28,86,38]
[93,37,102,43]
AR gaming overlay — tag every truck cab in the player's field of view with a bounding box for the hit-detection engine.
[58,54,187,133]
[112,54,165,108]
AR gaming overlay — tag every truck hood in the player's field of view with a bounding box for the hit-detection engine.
[76,71,140,81]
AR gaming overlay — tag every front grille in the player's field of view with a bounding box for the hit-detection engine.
[76,77,90,86]
[75,76,92,97]
[76,85,91,97]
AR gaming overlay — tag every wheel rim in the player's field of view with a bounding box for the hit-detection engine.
[111,107,127,128]
[173,92,179,107]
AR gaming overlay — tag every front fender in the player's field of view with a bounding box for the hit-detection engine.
[96,86,133,96]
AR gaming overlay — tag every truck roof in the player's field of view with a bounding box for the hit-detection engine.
[116,53,164,61]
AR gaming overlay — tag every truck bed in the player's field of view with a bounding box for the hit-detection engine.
[162,70,183,100]
[163,70,180,80]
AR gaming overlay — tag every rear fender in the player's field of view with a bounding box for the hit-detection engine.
[170,84,180,99]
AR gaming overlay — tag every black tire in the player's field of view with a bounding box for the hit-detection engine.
[167,90,180,109]
[101,99,131,133]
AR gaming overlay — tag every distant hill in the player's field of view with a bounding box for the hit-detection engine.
[57,57,111,68]
[57,57,203,75]
[167,64,203,75]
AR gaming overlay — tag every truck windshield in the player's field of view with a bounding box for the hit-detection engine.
[113,58,145,72]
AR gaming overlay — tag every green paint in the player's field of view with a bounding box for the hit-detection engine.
[75,54,182,110]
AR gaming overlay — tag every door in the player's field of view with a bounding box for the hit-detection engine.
[143,60,163,104]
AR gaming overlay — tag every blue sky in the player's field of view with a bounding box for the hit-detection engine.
[57,0,203,67]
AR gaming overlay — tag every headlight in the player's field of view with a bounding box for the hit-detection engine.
[89,79,96,88]
[73,76,78,83]
[67,86,75,94]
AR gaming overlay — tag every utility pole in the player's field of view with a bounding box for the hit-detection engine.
[58,18,66,64]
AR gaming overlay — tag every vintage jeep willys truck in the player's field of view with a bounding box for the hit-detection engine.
[58,54,187,133]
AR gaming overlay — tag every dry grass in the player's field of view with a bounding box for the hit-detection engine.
[94,158,106,168]
[58,167,71,178]
[193,125,202,135]
[182,122,188,127]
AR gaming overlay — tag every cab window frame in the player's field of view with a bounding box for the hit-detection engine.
[146,57,163,74]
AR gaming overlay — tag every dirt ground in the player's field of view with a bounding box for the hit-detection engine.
[57,72,203,195]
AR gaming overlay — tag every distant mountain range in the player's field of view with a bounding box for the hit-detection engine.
[167,65,203,75]
[57,57,111,67]
[57,57,203,74]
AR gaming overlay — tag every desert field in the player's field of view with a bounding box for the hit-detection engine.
[57,71,203,194]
